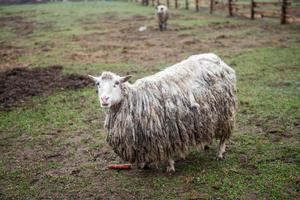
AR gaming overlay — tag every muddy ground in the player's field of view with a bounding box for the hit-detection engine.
[0,66,92,109]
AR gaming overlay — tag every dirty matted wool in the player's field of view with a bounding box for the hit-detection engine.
[106,53,237,165]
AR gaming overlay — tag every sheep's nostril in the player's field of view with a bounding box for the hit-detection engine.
[101,96,109,103]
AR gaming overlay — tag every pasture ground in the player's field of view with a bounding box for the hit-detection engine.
[0,1,299,199]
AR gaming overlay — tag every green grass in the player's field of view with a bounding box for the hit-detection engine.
[0,1,300,199]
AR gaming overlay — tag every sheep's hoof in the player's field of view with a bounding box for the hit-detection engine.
[216,154,225,160]
[204,145,210,151]
[138,163,150,170]
[166,166,175,173]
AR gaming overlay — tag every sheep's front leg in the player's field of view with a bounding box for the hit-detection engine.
[166,159,175,172]
[159,23,163,31]
[217,140,226,160]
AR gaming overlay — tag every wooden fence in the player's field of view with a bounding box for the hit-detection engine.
[138,0,300,24]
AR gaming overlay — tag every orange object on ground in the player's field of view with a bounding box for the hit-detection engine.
[108,164,132,170]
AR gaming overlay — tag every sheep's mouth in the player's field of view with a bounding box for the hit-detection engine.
[101,103,109,107]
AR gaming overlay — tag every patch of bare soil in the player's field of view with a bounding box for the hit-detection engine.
[0,43,32,72]
[0,65,92,109]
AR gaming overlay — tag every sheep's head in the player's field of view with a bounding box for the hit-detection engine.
[88,72,131,108]
[156,5,167,14]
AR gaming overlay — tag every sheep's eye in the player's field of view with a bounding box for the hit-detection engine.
[96,82,100,86]
[114,81,120,87]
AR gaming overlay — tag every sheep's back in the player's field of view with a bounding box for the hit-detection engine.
[135,53,236,94]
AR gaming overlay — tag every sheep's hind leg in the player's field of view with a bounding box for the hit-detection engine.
[166,159,175,172]
[217,139,226,160]
[163,23,167,31]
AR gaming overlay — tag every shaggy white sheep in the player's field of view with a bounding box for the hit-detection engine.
[89,53,237,172]
[156,5,168,31]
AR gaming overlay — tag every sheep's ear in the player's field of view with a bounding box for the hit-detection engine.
[120,75,132,83]
[88,75,99,82]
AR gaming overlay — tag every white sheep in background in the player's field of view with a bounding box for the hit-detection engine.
[89,53,237,172]
[156,5,169,31]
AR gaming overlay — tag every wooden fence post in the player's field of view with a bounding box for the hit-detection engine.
[167,0,169,7]
[250,0,255,20]
[175,0,178,9]
[186,0,189,10]
[210,0,214,14]
[157,0,160,5]
[142,0,149,6]
[152,0,155,6]
[281,0,287,24]
[196,0,199,11]
[228,0,233,16]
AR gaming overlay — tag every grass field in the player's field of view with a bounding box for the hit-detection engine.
[0,1,300,199]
